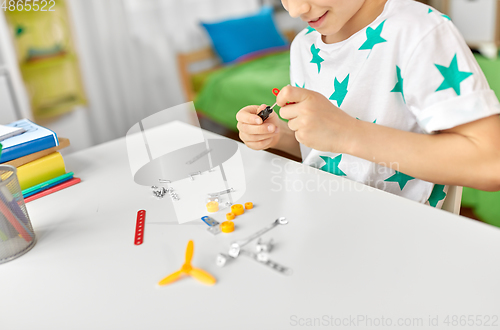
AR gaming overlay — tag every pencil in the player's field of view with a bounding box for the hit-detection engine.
[0,197,33,242]
[0,225,8,241]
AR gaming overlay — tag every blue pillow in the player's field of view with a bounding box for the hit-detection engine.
[201,6,288,64]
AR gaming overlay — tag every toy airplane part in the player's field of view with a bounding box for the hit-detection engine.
[257,88,281,122]
[228,217,288,258]
[257,103,277,122]
[158,240,216,286]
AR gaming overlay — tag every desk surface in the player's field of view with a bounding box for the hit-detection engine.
[1,122,499,330]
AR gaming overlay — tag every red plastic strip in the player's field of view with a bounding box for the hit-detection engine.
[272,88,295,105]
[134,210,146,245]
[25,178,81,203]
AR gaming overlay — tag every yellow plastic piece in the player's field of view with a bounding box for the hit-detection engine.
[231,204,244,216]
[244,202,253,210]
[226,213,236,220]
[220,221,235,233]
[206,201,219,213]
[158,240,216,286]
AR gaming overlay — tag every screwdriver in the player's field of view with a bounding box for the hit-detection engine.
[257,102,277,122]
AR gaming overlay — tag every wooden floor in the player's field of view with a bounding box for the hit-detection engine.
[460,207,482,222]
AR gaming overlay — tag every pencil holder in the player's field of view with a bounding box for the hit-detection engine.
[0,165,36,264]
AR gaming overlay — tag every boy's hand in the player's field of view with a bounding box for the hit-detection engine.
[277,85,356,153]
[236,104,282,150]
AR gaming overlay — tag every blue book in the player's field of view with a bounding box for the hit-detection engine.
[0,119,59,163]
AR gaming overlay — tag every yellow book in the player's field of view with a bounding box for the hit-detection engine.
[17,152,66,190]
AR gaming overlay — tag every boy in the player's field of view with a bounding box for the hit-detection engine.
[236,0,500,208]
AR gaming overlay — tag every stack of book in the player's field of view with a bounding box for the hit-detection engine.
[0,119,81,203]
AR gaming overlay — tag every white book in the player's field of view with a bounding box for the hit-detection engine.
[0,125,25,142]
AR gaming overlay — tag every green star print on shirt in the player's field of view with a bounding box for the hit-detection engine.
[305,26,316,35]
[356,117,378,124]
[427,184,446,207]
[359,20,387,51]
[428,8,451,20]
[435,53,473,95]
[391,65,405,102]
[384,171,415,190]
[310,44,324,73]
[329,74,350,107]
[320,155,346,176]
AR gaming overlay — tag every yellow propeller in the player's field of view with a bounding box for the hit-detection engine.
[158,240,216,286]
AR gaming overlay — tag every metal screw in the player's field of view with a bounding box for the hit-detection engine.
[216,253,233,267]
[208,188,234,197]
[256,238,274,253]
[206,196,219,203]
[166,187,179,201]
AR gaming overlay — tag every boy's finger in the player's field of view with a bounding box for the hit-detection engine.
[278,103,300,120]
[240,131,277,143]
[236,105,267,124]
[276,85,308,107]
[237,122,278,135]
[247,137,274,150]
[287,117,300,132]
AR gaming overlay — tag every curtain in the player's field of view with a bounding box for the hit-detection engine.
[66,0,261,145]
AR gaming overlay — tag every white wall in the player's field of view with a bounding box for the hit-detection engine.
[38,106,94,155]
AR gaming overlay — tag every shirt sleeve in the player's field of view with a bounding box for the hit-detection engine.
[404,20,500,133]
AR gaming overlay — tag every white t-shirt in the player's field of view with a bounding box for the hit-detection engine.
[289,0,500,208]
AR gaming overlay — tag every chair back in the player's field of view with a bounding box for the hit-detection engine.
[442,185,463,215]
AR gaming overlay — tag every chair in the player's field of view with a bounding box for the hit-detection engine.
[441,185,463,215]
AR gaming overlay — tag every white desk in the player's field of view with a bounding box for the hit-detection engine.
[1,122,499,329]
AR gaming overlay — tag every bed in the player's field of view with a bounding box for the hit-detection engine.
[176,6,297,133]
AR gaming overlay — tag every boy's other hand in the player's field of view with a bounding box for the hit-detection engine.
[236,104,282,150]
[277,85,356,153]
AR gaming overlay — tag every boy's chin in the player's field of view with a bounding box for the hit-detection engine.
[314,23,343,36]
[317,28,342,40]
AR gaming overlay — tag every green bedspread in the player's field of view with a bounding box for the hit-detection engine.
[461,188,500,227]
[194,50,291,130]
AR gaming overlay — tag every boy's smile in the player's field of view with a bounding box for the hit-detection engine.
[281,0,388,44]
[307,11,328,29]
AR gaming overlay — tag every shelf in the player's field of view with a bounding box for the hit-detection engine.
[20,54,76,72]
[34,95,86,119]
